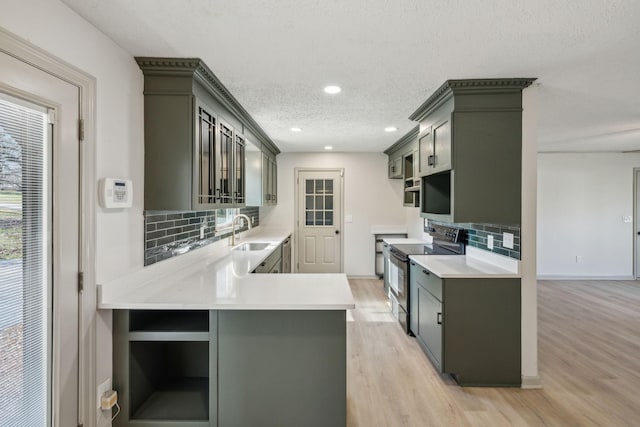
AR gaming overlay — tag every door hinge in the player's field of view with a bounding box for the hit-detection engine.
[78,272,84,293]
[78,118,85,141]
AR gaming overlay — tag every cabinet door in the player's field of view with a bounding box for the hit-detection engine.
[217,120,234,204]
[412,150,419,180]
[262,152,270,204]
[409,262,419,335]
[418,286,443,370]
[432,118,451,172]
[388,156,402,178]
[418,127,433,176]
[270,157,277,204]
[234,133,246,204]
[197,105,216,205]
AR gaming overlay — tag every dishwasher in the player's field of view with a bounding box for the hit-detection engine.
[281,236,292,273]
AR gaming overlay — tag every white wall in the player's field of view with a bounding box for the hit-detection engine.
[260,152,406,276]
[0,1,143,425]
[538,152,639,279]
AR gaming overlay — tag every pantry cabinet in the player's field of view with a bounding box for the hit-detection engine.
[137,57,279,211]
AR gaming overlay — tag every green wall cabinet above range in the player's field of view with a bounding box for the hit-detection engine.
[137,58,280,211]
[409,78,536,225]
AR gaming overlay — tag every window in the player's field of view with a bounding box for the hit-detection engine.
[305,179,334,226]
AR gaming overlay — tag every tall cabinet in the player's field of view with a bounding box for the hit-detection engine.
[137,58,279,211]
[410,78,536,224]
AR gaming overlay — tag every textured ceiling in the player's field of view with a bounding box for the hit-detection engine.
[61,0,640,152]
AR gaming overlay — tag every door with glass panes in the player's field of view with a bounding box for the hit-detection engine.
[0,50,80,426]
[296,169,342,273]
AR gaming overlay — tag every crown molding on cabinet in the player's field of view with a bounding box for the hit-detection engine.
[135,57,280,155]
[384,125,419,155]
[408,78,537,122]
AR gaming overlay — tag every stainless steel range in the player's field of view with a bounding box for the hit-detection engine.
[387,224,465,334]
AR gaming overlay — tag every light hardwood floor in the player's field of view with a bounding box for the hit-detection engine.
[346,279,640,427]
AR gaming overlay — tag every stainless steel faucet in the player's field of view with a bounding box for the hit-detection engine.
[230,213,252,246]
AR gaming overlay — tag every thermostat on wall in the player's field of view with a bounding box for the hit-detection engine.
[99,178,133,209]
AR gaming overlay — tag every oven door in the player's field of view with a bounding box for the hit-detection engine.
[389,250,408,309]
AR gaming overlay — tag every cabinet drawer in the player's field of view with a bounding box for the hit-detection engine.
[414,266,442,301]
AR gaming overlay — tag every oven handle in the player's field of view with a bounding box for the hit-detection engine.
[390,249,407,263]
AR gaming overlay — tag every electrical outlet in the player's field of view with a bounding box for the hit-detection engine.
[622,215,632,223]
[487,235,494,250]
[576,255,582,263]
[503,232,514,249]
[97,377,112,409]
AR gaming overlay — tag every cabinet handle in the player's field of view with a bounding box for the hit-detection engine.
[410,262,416,266]
[437,312,442,325]
[427,155,434,166]
[422,269,430,275]
[215,188,221,201]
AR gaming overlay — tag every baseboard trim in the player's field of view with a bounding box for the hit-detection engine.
[521,375,542,389]
[537,275,635,281]
[347,275,380,280]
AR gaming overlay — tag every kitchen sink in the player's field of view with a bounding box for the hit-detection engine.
[233,242,270,251]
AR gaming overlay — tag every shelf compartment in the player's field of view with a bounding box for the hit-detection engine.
[129,310,209,333]
[129,341,209,422]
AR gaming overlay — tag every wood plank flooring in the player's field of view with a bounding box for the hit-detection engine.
[346,279,640,427]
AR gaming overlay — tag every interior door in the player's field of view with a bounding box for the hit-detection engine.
[0,51,80,426]
[296,169,342,273]
[636,170,640,279]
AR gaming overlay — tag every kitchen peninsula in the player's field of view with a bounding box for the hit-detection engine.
[99,230,355,427]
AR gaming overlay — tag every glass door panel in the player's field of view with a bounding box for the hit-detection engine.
[0,95,50,426]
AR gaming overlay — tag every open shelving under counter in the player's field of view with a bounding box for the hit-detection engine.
[114,310,217,427]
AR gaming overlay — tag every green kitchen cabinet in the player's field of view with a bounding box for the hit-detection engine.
[136,57,279,211]
[263,152,278,205]
[245,148,278,207]
[385,125,419,181]
[388,154,403,179]
[408,78,536,225]
[409,261,521,386]
[113,308,346,427]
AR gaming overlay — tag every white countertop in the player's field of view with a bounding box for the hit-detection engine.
[382,238,431,245]
[98,227,355,310]
[410,254,521,278]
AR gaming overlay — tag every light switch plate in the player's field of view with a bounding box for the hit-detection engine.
[503,232,514,249]
[487,235,494,250]
[623,215,632,223]
[345,214,353,223]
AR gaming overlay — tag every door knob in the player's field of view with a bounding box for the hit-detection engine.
[335,230,340,235]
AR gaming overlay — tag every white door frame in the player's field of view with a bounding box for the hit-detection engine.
[634,168,640,279]
[294,167,345,273]
[0,28,97,426]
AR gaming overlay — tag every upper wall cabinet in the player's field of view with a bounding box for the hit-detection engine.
[410,78,536,225]
[137,57,280,211]
[385,126,419,180]
[245,149,278,207]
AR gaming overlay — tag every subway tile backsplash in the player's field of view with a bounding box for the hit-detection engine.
[426,220,521,260]
[144,206,260,266]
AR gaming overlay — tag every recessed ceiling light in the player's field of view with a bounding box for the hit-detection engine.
[324,85,341,95]
[290,127,302,132]
[324,146,333,150]
[385,126,398,132]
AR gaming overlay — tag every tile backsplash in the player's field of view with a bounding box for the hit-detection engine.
[144,206,259,265]
[426,220,521,260]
